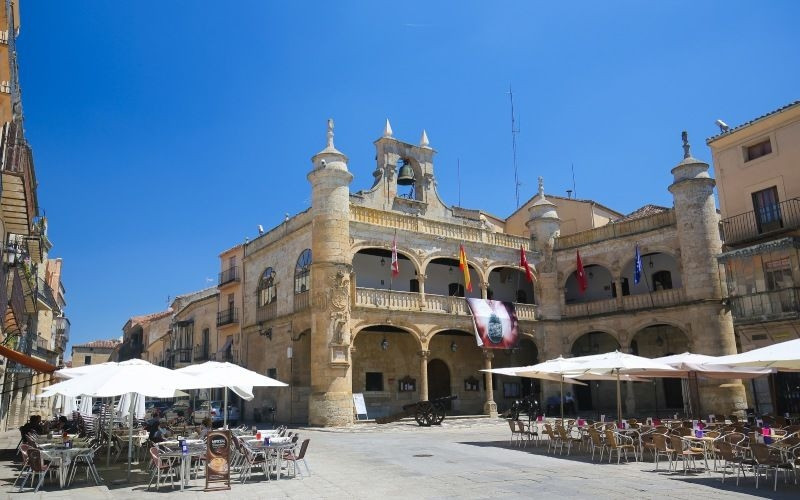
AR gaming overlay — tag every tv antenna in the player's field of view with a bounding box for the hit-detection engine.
[507,85,521,208]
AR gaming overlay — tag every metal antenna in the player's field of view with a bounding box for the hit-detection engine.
[571,162,577,199]
[508,85,521,208]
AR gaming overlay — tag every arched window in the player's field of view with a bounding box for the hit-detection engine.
[295,249,312,294]
[257,267,276,307]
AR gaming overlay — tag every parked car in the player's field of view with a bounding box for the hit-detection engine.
[144,401,172,419]
[165,400,192,421]
[193,400,240,427]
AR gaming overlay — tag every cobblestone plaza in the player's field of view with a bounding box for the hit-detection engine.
[2,418,797,499]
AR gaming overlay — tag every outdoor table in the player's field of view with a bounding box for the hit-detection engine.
[41,447,93,488]
[159,442,206,492]
[246,439,295,479]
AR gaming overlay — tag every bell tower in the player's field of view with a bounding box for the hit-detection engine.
[526,177,561,320]
[307,119,354,426]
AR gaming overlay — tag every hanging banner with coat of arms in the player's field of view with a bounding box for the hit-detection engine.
[466,298,519,349]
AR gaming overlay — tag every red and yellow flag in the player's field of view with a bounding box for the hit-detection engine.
[459,244,472,292]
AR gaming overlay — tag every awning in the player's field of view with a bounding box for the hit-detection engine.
[216,337,233,358]
[0,343,57,373]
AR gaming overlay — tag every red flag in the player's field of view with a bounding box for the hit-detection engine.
[520,246,536,282]
[391,235,399,278]
[576,250,588,293]
[459,244,472,292]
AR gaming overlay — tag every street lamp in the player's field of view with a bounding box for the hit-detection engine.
[380,337,389,351]
[258,321,272,341]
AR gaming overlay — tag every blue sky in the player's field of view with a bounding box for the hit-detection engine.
[17,1,799,353]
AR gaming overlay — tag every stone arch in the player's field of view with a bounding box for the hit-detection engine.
[421,254,487,283]
[423,256,483,298]
[485,265,535,304]
[629,324,691,413]
[351,246,421,292]
[351,322,424,350]
[569,330,621,357]
[563,262,615,304]
[620,250,683,295]
[351,241,422,272]
[626,318,690,347]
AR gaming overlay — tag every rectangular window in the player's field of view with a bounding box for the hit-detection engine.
[365,372,384,391]
[267,368,277,379]
[764,258,793,291]
[84,355,91,365]
[752,186,782,234]
[409,279,420,293]
[745,138,772,161]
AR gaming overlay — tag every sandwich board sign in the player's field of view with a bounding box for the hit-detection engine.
[353,393,368,420]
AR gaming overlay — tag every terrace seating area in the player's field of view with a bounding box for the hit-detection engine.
[506,415,800,492]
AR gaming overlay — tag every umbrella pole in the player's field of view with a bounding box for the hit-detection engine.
[127,392,134,482]
[223,387,228,429]
[106,398,113,467]
[560,377,564,420]
[616,370,622,426]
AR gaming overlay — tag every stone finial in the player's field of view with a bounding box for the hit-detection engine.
[327,118,335,149]
[682,130,691,159]
[538,176,545,197]
[420,129,430,148]
[383,119,393,138]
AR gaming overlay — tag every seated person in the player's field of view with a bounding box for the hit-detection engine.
[198,418,213,439]
[55,416,76,434]
[146,417,171,443]
[19,415,45,444]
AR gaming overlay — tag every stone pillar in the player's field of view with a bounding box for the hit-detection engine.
[482,349,498,417]
[307,119,355,427]
[418,274,427,308]
[418,350,430,401]
[668,132,746,416]
[479,281,489,300]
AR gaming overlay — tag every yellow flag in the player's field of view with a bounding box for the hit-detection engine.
[459,244,472,292]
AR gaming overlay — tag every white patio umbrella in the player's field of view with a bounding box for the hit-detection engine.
[55,394,77,417]
[652,352,773,378]
[39,359,200,481]
[53,362,117,379]
[712,338,800,371]
[566,350,678,423]
[175,361,287,428]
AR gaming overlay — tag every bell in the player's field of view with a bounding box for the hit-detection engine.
[397,160,415,186]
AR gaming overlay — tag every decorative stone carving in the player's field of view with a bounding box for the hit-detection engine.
[329,270,350,311]
[331,310,350,345]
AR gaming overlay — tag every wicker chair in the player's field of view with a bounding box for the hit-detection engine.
[604,430,637,464]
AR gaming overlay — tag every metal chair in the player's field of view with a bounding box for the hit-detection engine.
[283,438,311,478]
[147,446,178,491]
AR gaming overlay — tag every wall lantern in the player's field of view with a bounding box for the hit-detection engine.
[450,341,458,352]
[380,337,389,351]
[258,321,272,341]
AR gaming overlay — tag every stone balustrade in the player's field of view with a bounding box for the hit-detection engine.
[563,288,687,318]
[350,205,530,250]
[554,210,676,250]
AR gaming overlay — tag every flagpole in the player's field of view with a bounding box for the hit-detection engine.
[640,244,655,308]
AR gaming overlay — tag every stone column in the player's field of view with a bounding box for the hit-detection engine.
[479,281,489,300]
[418,274,427,309]
[482,349,498,417]
[307,119,355,427]
[668,132,746,416]
[418,350,430,401]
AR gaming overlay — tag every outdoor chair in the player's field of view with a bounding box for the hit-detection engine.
[641,432,657,461]
[652,434,674,471]
[239,441,269,483]
[68,444,103,486]
[283,438,311,478]
[672,427,692,437]
[24,448,58,493]
[715,441,751,485]
[556,425,582,455]
[587,427,608,462]
[751,442,796,491]
[507,420,521,446]
[669,435,704,475]
[543,424,563,454]
[13,444,33,490]
[147,446,178,491]
[515,420,537,448]
[604,430,637,464]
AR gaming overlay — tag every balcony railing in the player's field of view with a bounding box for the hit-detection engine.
[554,210,676,250]
[294,290,310,312]
[730,287,800,324]
[33,335,53,354]
[193,344,209,361]
[563,288,687,318]
[218,266,240,286]
[256,301,278,323]
[174,347,192,364]
[353,287,539,320]
[350,205,530,250]
[722,198,800,246]
[216,308,239,327]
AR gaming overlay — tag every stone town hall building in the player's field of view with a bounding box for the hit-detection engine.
[134,120,747,427]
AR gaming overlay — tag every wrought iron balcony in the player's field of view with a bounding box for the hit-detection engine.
[256,301,277,323]
[722,198,800,247]
[218,266,240,286]
[193,344,210,361]
[729,287,800,324]
[216,307,239,327]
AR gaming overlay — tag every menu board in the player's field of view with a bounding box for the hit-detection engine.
[204,430,231,491]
